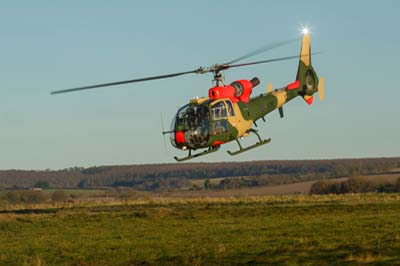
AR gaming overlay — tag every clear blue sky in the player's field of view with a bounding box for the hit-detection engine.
[0,1,399,170]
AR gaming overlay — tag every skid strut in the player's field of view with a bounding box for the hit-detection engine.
[174,146,220,162]
[227,129,271,156]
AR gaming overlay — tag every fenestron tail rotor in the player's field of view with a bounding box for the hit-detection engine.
[294,32,325,105]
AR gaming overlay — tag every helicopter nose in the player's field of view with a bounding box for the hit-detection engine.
[175,131,185,144]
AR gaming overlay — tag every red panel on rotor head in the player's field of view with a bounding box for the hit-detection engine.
[287,80,300,90]
[208,80,253,103]
[175,131,185,143]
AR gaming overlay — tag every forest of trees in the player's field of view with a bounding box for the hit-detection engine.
[310,176,400,194]
[0,157,399,191]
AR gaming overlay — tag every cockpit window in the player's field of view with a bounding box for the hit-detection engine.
[172,103,210,149]
[225,100,235,116]
[212,101,227,120]
[176,104,189,121]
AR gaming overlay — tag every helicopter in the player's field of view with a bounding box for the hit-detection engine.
[52,29,324,162]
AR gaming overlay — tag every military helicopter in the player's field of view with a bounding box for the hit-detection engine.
[52,29,324,162]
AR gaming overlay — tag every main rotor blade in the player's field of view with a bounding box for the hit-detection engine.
[225,38,300,65]
[228,51,323,69]
[51,70,197,95]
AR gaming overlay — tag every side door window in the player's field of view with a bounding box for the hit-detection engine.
[225,100,235,116]
[212,101,227,120]
[213,120,228,135]
[211,101,229,135]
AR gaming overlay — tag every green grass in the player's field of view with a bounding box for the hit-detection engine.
[1,194,400,265]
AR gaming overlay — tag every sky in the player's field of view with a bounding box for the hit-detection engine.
[0,1,399,170]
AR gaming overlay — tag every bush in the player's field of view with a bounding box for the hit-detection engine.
[204,179,211,190]
[51,190,69,202]
[310,177,400,195]
[217,177,260,189]
[34,181,50,189]
[342,177,375,193]
[310,180,342,195]
[6,190,49,204]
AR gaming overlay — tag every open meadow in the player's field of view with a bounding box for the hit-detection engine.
[1,193,400,265]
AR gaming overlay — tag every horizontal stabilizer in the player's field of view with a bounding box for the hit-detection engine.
[318,77,325,101]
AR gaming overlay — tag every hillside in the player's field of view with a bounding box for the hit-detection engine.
[0,157,399,191]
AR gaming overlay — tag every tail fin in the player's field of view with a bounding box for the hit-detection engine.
[296,32,324,105]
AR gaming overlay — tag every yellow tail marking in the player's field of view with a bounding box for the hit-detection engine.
[300,33,311,66]
[318,77,325,101]
[272,90,287,108]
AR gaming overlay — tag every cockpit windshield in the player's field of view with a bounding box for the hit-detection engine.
[171,104,210,149]
[177,104,209,129]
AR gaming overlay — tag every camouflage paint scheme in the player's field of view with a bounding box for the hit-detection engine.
[172,33,324,160]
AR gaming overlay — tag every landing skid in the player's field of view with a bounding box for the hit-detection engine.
[227,129,271,156]
[174,146,220,162]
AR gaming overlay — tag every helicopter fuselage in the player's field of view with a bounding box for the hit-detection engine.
[170,77,310,152]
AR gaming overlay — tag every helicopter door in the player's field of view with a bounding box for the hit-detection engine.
[211,101,229,135]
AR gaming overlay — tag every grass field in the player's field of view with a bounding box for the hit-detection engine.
[1,194,400,266]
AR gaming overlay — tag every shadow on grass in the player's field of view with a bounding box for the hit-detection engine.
[230,245,399,266]
[125,245,399,266]
[0,208,59,215]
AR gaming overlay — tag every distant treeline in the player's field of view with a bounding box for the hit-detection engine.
[0,188,145,205]
[310,177,400,194]
[1,190,70,204]
[0,158,399,191]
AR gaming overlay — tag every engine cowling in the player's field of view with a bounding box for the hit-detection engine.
[208,77,259,103]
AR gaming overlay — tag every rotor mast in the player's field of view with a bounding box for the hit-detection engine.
[213,70,224,87]
[194,64,226,87]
